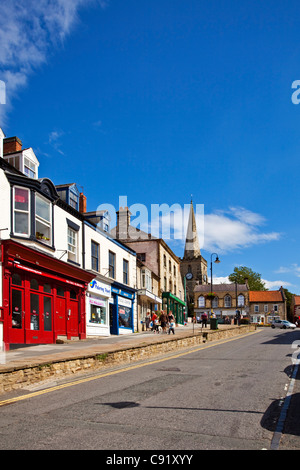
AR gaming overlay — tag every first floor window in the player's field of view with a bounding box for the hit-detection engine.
[254,305,259,313]
[91,241,100,272]
[68,227,77,262]
[212,296,218,308]
[109,251,115,279]
[123,259,129,284]
[198,296,205,307]
[35,194,51,245]
[14,187,30,236]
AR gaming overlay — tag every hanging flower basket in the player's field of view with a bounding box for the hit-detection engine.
[206,292,216,299]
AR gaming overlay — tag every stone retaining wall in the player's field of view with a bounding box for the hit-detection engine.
[0,324,256,395]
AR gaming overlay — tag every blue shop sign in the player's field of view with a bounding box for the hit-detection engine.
[111,287,134,299]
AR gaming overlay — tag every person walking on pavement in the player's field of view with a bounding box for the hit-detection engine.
[168,311,175,335]
[201,312,208,328]
[160,310,168,333]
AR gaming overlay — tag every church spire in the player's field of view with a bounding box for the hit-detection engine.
[183,200,201,259]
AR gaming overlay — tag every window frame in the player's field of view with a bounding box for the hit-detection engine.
[109,251,116,279]
[123,259,129,285]
[91,240,100,272]
[67,227,77,263]
[13,186,30,237]
[35,193,52,246]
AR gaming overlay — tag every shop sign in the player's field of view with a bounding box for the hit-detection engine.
[88,279,111,297]
[118,297,132,308]
[89,297,106,307]
[111,287,134,299]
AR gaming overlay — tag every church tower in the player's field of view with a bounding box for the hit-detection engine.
[180,201,208,305]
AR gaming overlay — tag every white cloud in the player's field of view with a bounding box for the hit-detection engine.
[262,279,293,290]
[48,129,65,154]
[0,0,108,124]
[275,264,300,277]
[200,207,281,253]
[146,204,280,254]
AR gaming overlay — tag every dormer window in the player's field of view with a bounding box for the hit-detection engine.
[3,143,39,180]
[56,183,80,211]
[24,156,36,178]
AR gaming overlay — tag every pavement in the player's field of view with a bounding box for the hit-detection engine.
[0,322,229,372]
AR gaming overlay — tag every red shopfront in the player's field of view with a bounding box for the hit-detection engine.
[1,240,94,350]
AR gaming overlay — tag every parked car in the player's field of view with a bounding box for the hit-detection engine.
[271,319,296,329]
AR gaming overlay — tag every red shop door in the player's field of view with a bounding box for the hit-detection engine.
[28,292,53,344]
[68,299,79,338]
[10,288,25,344]
[55,289,79,339]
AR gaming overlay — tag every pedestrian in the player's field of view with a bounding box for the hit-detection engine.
[151,311,158,332]
[201,312,208,328]
[168,311,175,334]
[145,312,151,330]
[160,310,168,333]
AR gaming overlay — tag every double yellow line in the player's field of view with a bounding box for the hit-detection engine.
[0,329,261,407]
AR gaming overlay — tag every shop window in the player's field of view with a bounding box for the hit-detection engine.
[57,287,65,297]
[43,283,51,294]
[118,305,132,328]
[30,278,39,290]
[70,290,77,300]
[12,273,22,286]
[12,289,22,329]
[90,305,107,325]
[13,187,30,236]
[35,194,51,245]
[91,241,99,272]
[109,251,116,279]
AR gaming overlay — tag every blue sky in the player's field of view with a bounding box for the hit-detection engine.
[1,0,300,292]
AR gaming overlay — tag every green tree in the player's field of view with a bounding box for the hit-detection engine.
[228,266,267,291]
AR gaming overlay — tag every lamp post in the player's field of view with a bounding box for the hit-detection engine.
[210,253,220,316]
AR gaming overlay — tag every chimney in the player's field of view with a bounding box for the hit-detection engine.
[79,193,87,213]
[116,206,131,240]
[3,136,22,155]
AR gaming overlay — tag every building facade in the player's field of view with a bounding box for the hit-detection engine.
[111,206,186,324]
[248,288,287,324]
[0,131,137,350]
[194,283,249,321]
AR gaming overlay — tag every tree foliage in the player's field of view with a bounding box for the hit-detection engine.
[228,266,267,291]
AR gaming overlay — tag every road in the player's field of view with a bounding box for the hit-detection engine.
[0,327,299,451]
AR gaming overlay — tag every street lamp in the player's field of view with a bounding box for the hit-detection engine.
[210,253,220,315]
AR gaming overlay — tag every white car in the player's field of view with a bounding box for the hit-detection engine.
[271,319,297,329]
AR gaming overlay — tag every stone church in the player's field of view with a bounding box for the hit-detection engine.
[180,201,208,307]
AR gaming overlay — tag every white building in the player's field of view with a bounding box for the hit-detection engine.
[0,131,137,350]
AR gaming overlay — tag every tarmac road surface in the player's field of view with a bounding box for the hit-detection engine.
[0,327,300,451]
